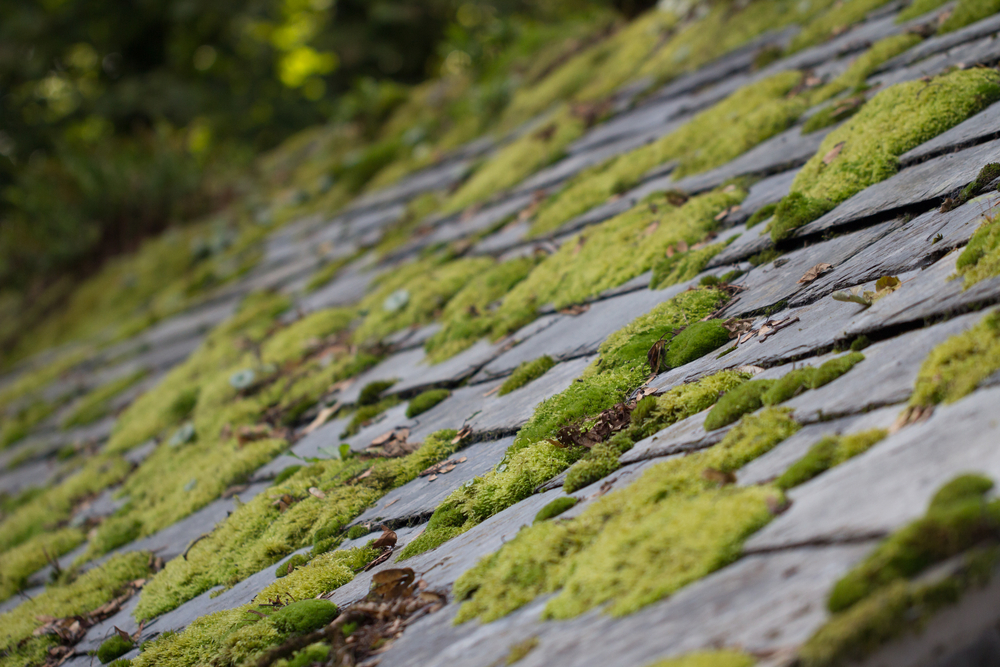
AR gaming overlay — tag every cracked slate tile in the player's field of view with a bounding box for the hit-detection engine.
[745,382,1000,552]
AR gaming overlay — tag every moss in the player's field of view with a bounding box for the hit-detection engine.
[260,308,356,367]
[770,69,1000,242]
[424,256,538,362]
[787,0,897,53]
[564,449,621,493]
[341,396,401,438]
[761,368,817,406]
[530,73,802,236]
[827,474,998,613]
[406,389,451,418]
[810,352,864,388]
[358,380,395,407]
[1,399,60,449]
[704,380,776,431]
[775,429,887,490]
[802,96,865,134]
[499,356,558,396]
[62,369,147,429]
[897,0,951,21]
[940,0,1000,32]
[651,242,727,290]
[353,255,494,345]
[745,203,777,229]
[534,497,578,523]
[269,599,339,634]
[273,465,302,485]
[505,636,540,665]
[135,430,458,619]
[645,652,756,667]
[346,524,370,540]
[954,215,1000,288]
[0,528,84,602]
[453,409,797,623]
[97,635,136,664]
[282,643,330,667]
[663,320,731,370]
[276,553,309,577]
[89,516,144,555]
[110,660,133,667]
[910,311,1000,407]
[0,551,151,655]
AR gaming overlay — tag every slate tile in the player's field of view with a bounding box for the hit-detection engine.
[251,416,353,481]
[900,100,1000,167]
[727,167,799,226]
[875,10,1000,73]
[745,383,1000,551]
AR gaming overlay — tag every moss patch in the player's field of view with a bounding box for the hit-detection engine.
[645,652,756,667]
[910,311,1000,407]
[0,527,84,602]
[954,214,1000,288]
[62,369,148,429]
[770,69,1000,242]
[97,635,135,664]
[940,0,1000,32]
[534,496,578,523]
[499,356,558,396]
[775,429,887,490]
[663,320,731,371]
[453,408,797,623]
[406,389,451,418]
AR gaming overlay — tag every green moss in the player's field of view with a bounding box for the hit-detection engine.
[110,660,133,667]
[0,551,151,655]
[955,215,1000,288]
[663,320,731,370]
[273,465,302,485]
[269,599,339,634]
[260,308,356,367]
[346,524,370,540]
[62,369,148,429]
[531,73,802,236]
[276,553,309,577]
[761,368,817,406]
[499,356,557,396]
[704,380,776,431]
[134,430,458,619]
[745,203,776,229]
[940,0,1000,32]
[305,255,355,293]
[1,398,60,449]
[563,449,621,493]
[534,497,578,523]
[353,256,494,345]
[0,528,84,602]
[505,636,540,665]
[801,96,866,134]
[897,0,951,21]
[341,396,401,438]
[651,242,728,290]
[358,380,395,407]
[910,311,1000,407]
[775,429,887,490]
[770,69,1000,242]
[97,635,136,664]
[645,651,756,667]
[89,516,143,555]
[282,643,330,667]
[424,256,538,362]
[406,389,451,418]
[787,0,897,53]
[810,352,864,388]
[453,409,797,623]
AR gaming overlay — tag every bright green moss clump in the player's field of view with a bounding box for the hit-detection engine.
[531,73,800,236]
[269,599,339,634]
[704,380,775,431]
[775,429,887,490]
[0,528,84,602]
[955,215,1000,288]
[406,389,451,417]
[499,356,557,396]
[910,311,1000,407]
[770,69,1000,242]
[453,409,797,623]
[662,321,731,370]
[276,553,308,577]
[97,635,135,664]
[650,242,728,289]
[799,476,1000,667]
[535,497,578,523]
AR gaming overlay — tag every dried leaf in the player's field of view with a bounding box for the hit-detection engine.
[372,527,397,550]
[427,474,438,481]
[237,424,272,446]
[384,498,398,508]
[302,404,340,435]
[702,468,737,486]
[558,303,590,315]
[766,496,792,515]
[573,235,586,255]
[822,141,845,165]
[642,221,660,237]
[451,425,472,444]
[676,239,689,253]
[722,318,754,339]
[647,337,667,375]
[874,275,901,294]
[308,487,326,500]
[797,263,833,284]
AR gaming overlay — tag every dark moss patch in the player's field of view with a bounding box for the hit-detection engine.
[534,497,578,523]
[270,599,340,634]
[663,320,732,370]
[358,381,396,407]
[405,389,451,418]
[775,429,886,490]
[97,635,135,664]
[346,524,370,540]
[499,356,557,396]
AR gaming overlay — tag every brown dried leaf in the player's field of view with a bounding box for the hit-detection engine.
[797,263,833,284]
[451,425,472,445]
[302,404,340,436]
[237,424,272,446]
[384,498,398,508]
[308,487,326,500]
[558,303,590,316]
[427,474,438,481]
[647,337,667,375]
[676,239,689,253]
[822,141,845,165]
[702,468,737,486]
[643,221,660,237]
[372,527,398,550]
[766,495,792,515]
[722,318,753,339]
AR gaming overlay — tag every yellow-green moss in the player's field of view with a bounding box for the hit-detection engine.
[954,214,1000,288]
[453,409,797,623]
[770,69,1000,242]
[499,356,558,396]
[534,496,578,523]
[787,0,897,53]
[425,256,539,362]
[663,320,731,370]
[897,0,950,21]
[775,429,887,490]
[940,0,1000,32]
[62,369,148,429]
[353,255,494,345]
[97,634,135,664]
[651,242,728,289]
[260,308,356,367]
[495,189,743,338]
[910,311,1000,407]
[645,651,756,667]
[406,389,451,418]
[0,398,60,449]
[0,527,84,602]
[504,636,540,664]
[530,72,802,236]
[341,396,401,438]
[0,551,151,655]
[135,430,458,619]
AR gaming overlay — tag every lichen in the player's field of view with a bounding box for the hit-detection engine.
[405,389,451,418]
[775,429,887,490]
[770,69,1000,242]
[452,409,797,623]
[909,311,1000,407]
[499,356,557,396]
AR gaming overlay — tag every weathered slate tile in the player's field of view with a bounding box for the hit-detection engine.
[727,167,799,226]
[619,409,727,465]
[338,348,426,405]
[871,30,1000,89]
[794,137,1000,239]
[346,158,473,213]
[900,100,1000,166]
[296,259,378,312]
[415,191,534,252]
[844,253,1000,336]
[385,323,442,351]
[394,340,509,396]
[786,309,984,422]
[353,437,513,526]
[251,417,352,481]
[471,219,531,256]
[876,10,1000,73]
[791,193,1000,306]
[340,403,413,453]
[139,297,240,350]
[720,217,902,315]
[737,404,901,486]
[745,383,1000,551]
